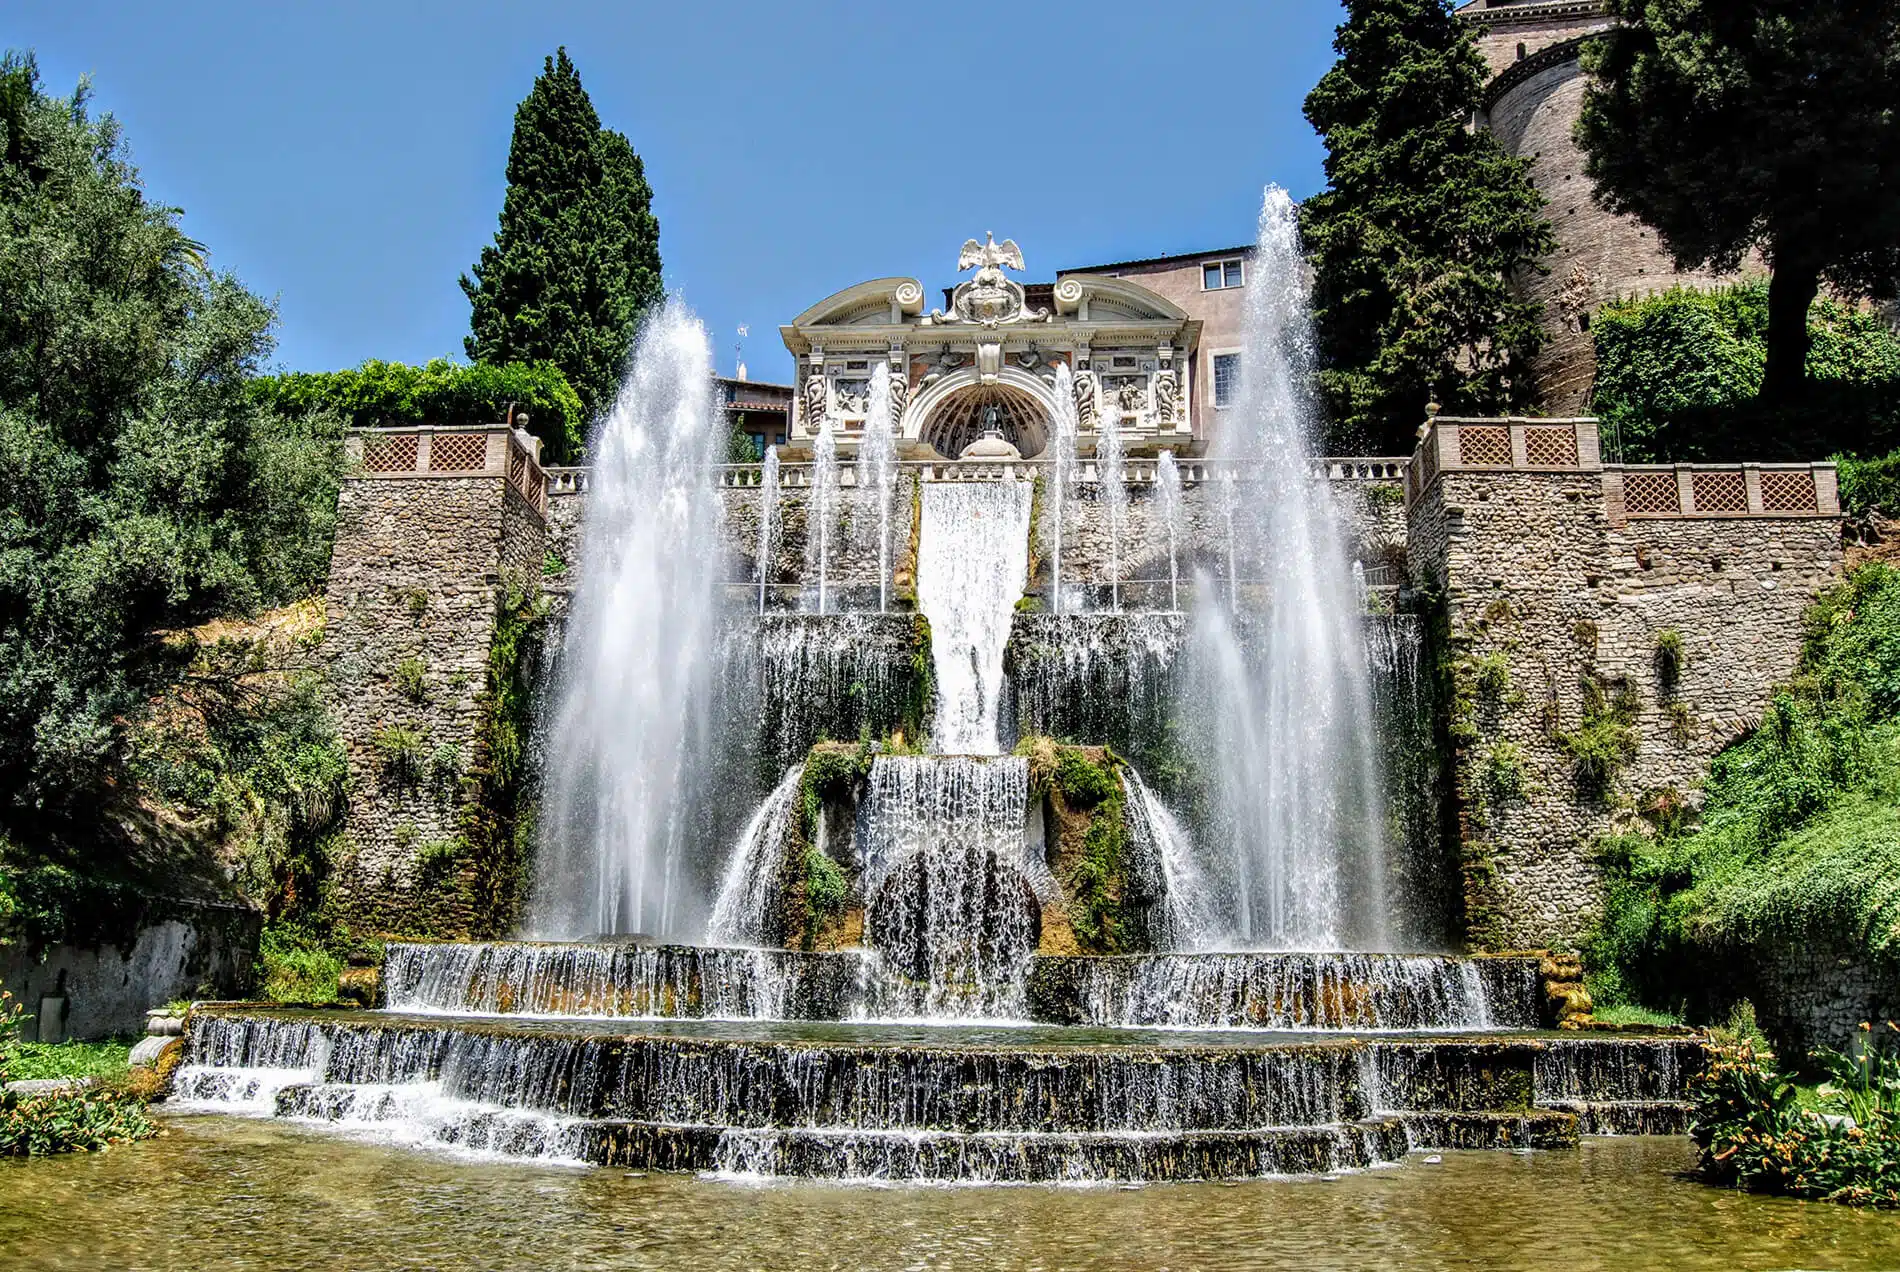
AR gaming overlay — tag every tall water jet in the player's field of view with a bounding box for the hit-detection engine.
[1156,450,1182,612]
[861,364,898,613]
[1047,364,1079,614]
[808,419,839,615]
[533,302,726,940]
[755,445,780,615]
[1187,187,1388,950]
[1096,407,1126,613]
[917,482,1031,754]
[1125,769,1220,949]
[1217,469,1239,611]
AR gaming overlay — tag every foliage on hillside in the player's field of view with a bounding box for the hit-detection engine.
[0,53,344,924]
[463,48,663,419]
[0,991,155,1156]
[1302,0,1555,453]
[1586,565,1900,1020]
[1592,282,1900,462]
[253,358,585,465]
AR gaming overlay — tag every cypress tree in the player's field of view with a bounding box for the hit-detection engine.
[1302,0,1555,454]
[462,48,663,421]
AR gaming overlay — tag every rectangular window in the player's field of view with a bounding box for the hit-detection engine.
[1203,258,1246,290]
[1213,353,1240,408]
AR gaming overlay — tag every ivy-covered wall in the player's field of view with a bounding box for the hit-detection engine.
[1410,468,1841,950]
[321,471,548,937]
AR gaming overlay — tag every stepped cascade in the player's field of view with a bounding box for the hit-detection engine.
[173,198,1710,1183]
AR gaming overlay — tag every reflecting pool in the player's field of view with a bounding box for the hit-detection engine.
[1,1117,1896,1270]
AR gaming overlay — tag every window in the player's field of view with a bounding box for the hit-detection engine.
[1213,353,1240,408]
[1202,258,1245,290]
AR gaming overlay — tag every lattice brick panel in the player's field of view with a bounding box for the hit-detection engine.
[1759,469,1817,513]
[429,432,490,472]
[362,434,418,473]
[1621,471,1680,516]
[1457,426,1512,466]
[1691,470,1748,513]
[509,446,526,488]
[1523,426,1579,467]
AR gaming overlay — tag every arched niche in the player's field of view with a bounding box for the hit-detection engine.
[904,367,1057,459]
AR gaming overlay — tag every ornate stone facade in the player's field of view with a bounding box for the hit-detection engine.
[781,235,1202,459]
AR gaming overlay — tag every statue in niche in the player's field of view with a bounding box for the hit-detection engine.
[921,348,965,385]
[1073,368,1099,430]
[1018,344,1045,372]
[1115,378,1147,415]
[804,374,828,433]
[1153,369,1179,423]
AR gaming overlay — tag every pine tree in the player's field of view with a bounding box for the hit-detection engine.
[1302,0,1555,453]
[462,49,663,421]
[1578,0,1900,404]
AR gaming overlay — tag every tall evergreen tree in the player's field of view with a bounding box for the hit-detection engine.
[1302,0,1556,453]
[1577,1,1900,403]
[462,49,663,420]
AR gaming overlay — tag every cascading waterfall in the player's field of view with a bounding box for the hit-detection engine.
[1185,187,1388,950]
[1096,407,1126,613]
[917,481,1031,754]
[532,302,726,941]
[856,755,1041,1018]
[1048,363,1078,614]
[1126,769,1220,949]
[808,419,838,615]
[1156,449,1183,612]
[862,364,898,613]
[755,445,780,615]
[708,767,803,945]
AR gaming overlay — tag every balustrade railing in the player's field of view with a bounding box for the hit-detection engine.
[541,456,1411,493]
[349,426,547,514]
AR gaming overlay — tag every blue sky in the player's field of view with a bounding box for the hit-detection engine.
[10,2,1341,382]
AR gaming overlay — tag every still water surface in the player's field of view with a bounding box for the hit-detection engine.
[1,1115,1896,1270]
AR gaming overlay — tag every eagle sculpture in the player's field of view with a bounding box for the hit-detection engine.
[958,232,1025,274]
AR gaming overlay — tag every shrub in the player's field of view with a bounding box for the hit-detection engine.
[373,726,426,785]
[1471,651,1512,701]
[394,658,428,703]
[428,744,463,792]
[1693,1035,1900,1208]
[1593,282,1900,462]
[257,923,343,1003]
[252,358,586,464]
[1553,676,1639,795]
[1655,629,1685,692]
[1482,741,1528,804]
[802,846,848,932]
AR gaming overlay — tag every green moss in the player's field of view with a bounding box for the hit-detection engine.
[1031,741,1136,954]
[799,741,873,841]
[802,846,849,937]
[1481,740,1528,805]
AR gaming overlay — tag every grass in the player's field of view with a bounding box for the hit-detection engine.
[6,1040,134,1083]
[1587,1003,1682,1028]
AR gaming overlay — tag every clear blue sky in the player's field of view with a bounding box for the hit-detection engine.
[10,1,1341,382]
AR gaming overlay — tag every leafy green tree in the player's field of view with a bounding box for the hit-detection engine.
[462,48,663,422]
[252,358,586,464]
[1578,1,1900,403]
[0,53,339,866]
[1302,0,1556,453]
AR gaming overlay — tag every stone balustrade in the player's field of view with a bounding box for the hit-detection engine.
[349,425,548,517]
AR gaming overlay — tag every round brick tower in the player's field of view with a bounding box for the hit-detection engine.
[1457,0,1745,415]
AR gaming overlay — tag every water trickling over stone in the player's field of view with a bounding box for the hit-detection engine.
[917,481,1031,755]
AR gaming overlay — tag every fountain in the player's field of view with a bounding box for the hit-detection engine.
[755,445,779,614]
[862,364,898,613]
[808,417,838,616]
[1156,449,1182,612]
[1096,404,1126,613]
[170,211,1707,1184]
[530,301,726,941]
[1047,363,1078,614]
[1182,188,1388,950]
[917,480,1030,755]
